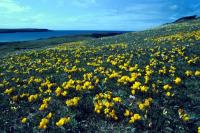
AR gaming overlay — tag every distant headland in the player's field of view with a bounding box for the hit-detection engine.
[0,28,50,33]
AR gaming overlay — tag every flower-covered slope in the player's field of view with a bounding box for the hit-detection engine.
[0,20,200,132]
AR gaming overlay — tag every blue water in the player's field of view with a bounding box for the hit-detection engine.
[0,30,125,42]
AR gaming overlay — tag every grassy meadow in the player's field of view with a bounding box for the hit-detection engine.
[0,19,200,132]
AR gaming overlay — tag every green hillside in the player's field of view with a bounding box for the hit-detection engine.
[0,19,200,132]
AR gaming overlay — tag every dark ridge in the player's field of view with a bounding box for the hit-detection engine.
[0,28,50,33]
[91,32,124,38]
[163,15,199,25]
[174,15,199,23]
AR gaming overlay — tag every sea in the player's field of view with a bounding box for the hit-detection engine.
[0,30,127,42]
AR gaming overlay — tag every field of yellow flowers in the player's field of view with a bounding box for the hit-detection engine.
[0,20,200,132]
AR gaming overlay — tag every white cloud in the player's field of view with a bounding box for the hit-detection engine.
[0,0,30,13]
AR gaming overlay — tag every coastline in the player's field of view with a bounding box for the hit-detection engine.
[0,32,126,57]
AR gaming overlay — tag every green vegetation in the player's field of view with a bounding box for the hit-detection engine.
[0,35,95,57]
[0,32,123,57]
[0,19,200,132]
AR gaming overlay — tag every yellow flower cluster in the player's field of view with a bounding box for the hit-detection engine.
[185,70,193,76]
[41,79,56,90]
[55,87,68,96]
[138,98,153,110]
[62,79,75,89]
[56,117,70,127]
[38,112,53,129]
[39,97,51,111]
[65,97,80,106]
[185,70,200,76]
[123,109,142,123]
[94,91,121,120]
[38,118,49,129]
[129,113,142,123]
[4,88,14,95]
[130,81,149,94]
[28,94,39,102]
[163,84,172,90]
[178,109,189,121]
[0,32,199,132]
[118,73,140,85]
[64,66,77,73]
[151,29,200,43]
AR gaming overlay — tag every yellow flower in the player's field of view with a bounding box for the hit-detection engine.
[140,86,148,92]
[56,117,70,127]
[38,118,49,129]
[144,99,150,106]
[112,97,122,103]
[84,81,91,86]
[109,71,120,79]
[28,94,38,102]
[131,81,141,90]
[4,88,14,95]
[129,118,135,123]
[43,97,51,103]
[61,91,68,96]
[83,81,94,90]
[21,117,27,123]
[12,95,18,101]
[185,70,193,76]
[182,114,189,121]
[66,97,80,106]
[174,77,181,85]
[96,109,101,114]
[166,91,171,97]
[104,108,110,114]
[144,75,149,84]
[163,84,172,90]
[131,90,135,95]
[39,103,48,111]
[148,97,153,102]
[46,112,53,119]
[117,76,130,84]
[139,103,144,110]
[129,67,135,72]
[55,87,62,96]
[133,114,141,120]
[104,101,110,108]
[76,85,82,90]
[129,114,141,123]
[195,70,200,76]
[34,78,42,83]
[124,109,130,117]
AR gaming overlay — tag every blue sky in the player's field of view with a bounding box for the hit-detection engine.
[0,0,200,31]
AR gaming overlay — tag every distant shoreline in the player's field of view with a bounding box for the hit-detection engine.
[0,32,125,44]
[0,31,129,57]
[0,30,129,43]
[0,28,50,33]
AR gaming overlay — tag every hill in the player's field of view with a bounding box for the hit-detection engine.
[174,15,199,23]
[0,28,50,33]
[0,19,200,132]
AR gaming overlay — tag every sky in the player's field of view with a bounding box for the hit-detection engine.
[0,0,200,31]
